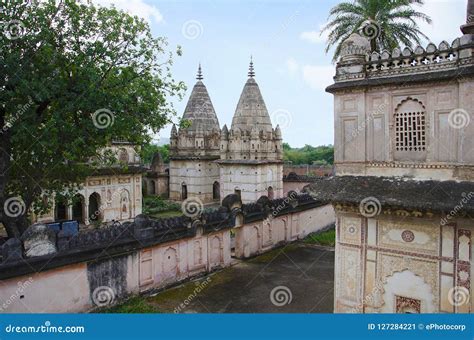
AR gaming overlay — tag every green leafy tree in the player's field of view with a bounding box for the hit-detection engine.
[0,0,185,237]
[283,144,334,165]
[321,0,432,62]
[141,143,169,164]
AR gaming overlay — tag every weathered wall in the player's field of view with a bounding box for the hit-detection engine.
[219,163,283,203]
[0,229,230,313]
[34,173,143,225]
[234,204,335,258]
[169,159,220,203]
[333,80,474,181]
[334,209,473,313]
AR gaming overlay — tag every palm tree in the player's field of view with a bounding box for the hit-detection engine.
[321,0,432,62]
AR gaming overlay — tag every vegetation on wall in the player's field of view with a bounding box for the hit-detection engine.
[283,143,334,165]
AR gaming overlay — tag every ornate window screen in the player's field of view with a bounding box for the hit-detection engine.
[394,105,426,152]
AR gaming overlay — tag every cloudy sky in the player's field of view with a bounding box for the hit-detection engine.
[96,0,467,147]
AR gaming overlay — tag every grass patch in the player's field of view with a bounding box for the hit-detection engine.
[150,210,183,219]
[303,229,335,247]
[99,296,160,314]
[143,196,181,216]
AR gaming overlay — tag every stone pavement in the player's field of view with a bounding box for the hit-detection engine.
[147,243,334,313]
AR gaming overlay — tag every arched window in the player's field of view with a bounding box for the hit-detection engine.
[213,181,220,200]
[72,194,85,223]
[119,148,129,163]
[394,98,426,160]
[88,192,101,222]
[267,186,274,200]
[181,182,188,200]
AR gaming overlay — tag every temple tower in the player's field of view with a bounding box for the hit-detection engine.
[218,58,283,203]
[169,65,221,203]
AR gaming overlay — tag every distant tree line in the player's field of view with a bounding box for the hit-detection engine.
[141,142,333,166]
[283,143,334,165]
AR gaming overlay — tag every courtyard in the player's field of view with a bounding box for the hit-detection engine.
[105,242,335,313]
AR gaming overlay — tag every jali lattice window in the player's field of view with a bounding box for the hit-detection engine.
[394,100,426,152]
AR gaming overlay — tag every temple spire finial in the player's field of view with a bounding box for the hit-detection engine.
[248,55,255,78]
[196,63,203,81]
[461,0,474,34]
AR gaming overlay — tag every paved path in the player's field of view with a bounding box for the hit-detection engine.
[147,243,334,313]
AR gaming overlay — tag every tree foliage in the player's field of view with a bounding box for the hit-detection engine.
[283,144,334,165]
[321,0,432,62]
[141,143,169,165]
[0,0,185,237]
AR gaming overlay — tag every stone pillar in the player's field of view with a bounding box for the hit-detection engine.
[67,205,73,220]
[84,203,90,225]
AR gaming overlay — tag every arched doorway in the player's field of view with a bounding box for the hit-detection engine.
[55,197,67,221]
[149,180,156,195]
[72,194,85,223]
[88,192,101,222]
[163,247,178,282]
[267,186,274,200]
[120,189,131,220]
[210,236,222,267]
[181,182,188,200]
[213,181,220,200]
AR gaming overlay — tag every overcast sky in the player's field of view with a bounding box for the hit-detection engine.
[96,0,467,147]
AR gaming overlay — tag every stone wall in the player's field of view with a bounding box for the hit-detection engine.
[169,159,220,203]
[0,193,335,313]
[219,163,283,203]
[234,204,335,258]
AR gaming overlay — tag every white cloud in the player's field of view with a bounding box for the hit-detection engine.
[300,23,328,44]
[302,65,335,91]
[93,0,164,24]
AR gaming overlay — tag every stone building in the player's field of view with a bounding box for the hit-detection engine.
[143,152,169,198]
[218,59,283,203]
[308,1,474,313]
[169,65,221,203]
[34,140,143,226]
